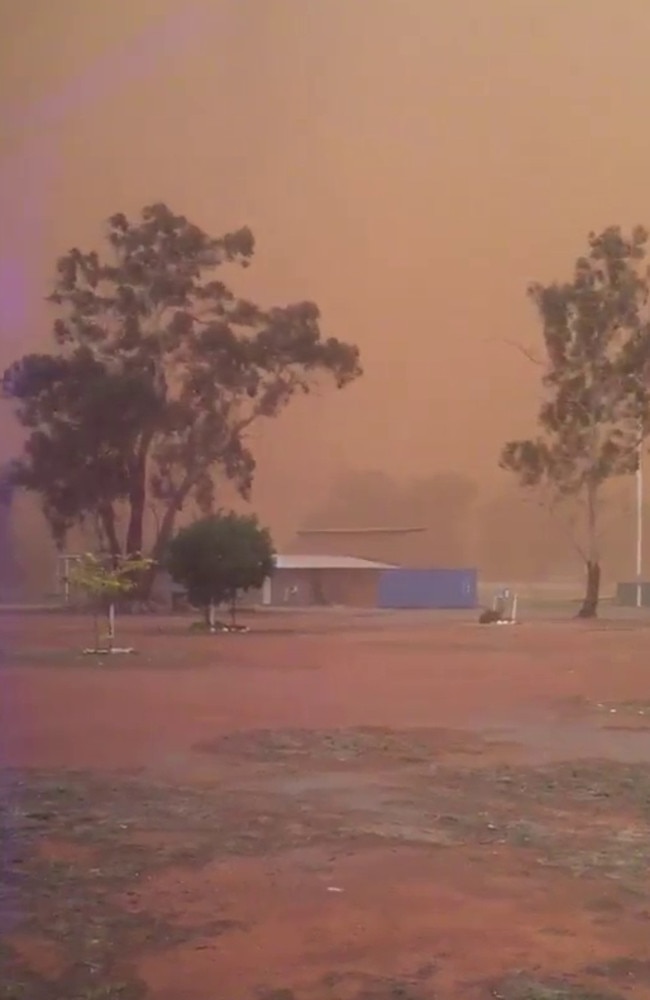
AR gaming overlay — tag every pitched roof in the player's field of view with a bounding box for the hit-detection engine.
[274,554,395,571]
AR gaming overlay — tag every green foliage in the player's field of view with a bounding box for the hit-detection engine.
[68,553,154,604]
[2,203,362,566]
[501,226,650,516]
[166,512,275,612]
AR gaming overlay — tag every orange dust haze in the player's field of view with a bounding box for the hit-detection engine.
[2,0,650,585]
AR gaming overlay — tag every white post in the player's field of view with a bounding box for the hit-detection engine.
[108,603,116,649]
[636,444,643,609]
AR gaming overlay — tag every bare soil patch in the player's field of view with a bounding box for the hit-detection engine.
[4,611,650,998]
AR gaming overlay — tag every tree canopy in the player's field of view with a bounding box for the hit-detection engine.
[166,512,274,627]
[500,225,650,617]
[68,552,153,652]
[2,203,361,580]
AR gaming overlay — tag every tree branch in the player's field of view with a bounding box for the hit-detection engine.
[503,338,543,366]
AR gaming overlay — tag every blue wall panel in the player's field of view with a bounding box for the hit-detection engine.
[377,568,477,609]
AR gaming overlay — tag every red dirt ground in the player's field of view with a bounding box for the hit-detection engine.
[4,609,650,999]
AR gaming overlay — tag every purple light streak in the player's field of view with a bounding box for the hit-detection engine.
[0,138,55,357]
[3,3,222,139]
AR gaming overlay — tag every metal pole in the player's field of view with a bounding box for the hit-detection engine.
[636,440,643,608]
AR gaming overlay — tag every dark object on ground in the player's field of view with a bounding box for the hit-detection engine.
[479,608,503,624]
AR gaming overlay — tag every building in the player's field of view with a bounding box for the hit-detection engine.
[616,581,650,607]
[257,553,396,607]
[156,553,394,610]
[156,554,477,611]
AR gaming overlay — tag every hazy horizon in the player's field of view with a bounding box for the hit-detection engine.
[2,0,649,585]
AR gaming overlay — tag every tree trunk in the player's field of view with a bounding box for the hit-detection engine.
[126,497,145,557]
[99,503,121,567]
[153,477,196,558]
[125,451,148,557]
[576,481,600,619]
[139,474,198,601]
[204,600,216,631]
[577,560,600,618]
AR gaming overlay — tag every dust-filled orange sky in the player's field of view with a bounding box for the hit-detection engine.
[2,0,650,545]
